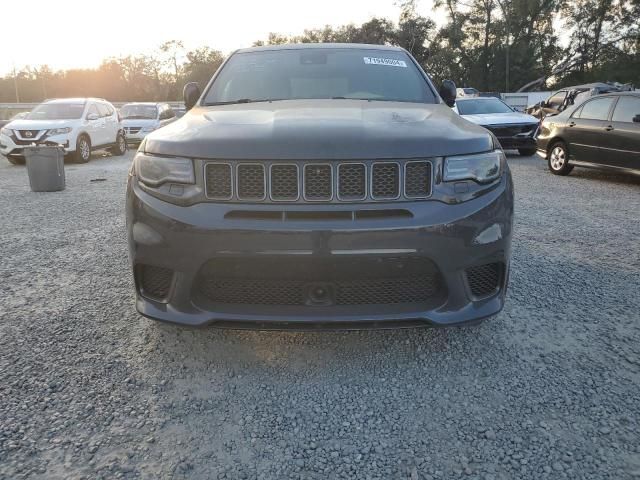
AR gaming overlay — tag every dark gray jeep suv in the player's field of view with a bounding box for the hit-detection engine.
[126,44,513,329]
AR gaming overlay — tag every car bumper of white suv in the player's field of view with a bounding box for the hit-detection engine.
[0,131,74,159]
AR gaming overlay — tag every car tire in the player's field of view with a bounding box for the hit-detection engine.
[6,156,25,165]
[547,141,573,176]
[518,147,536,156]
[74,135,91,163]
[110,132,127,156]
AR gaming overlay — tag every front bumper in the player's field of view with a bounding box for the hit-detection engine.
[0,132,72,158]
[126,175,513,329]
[495,135,536,150]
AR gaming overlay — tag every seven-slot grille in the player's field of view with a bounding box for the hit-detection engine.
[205,160,432,203]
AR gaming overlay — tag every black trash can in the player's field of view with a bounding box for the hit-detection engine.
[23,146,66,192]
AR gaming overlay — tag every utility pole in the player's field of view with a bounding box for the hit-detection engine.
[505,17,510,92]
[13,64,20,103]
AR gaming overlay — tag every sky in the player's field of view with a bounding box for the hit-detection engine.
[1,0,443,76]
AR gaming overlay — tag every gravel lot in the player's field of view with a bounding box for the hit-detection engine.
[1,150,639,480]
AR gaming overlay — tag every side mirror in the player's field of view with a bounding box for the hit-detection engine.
[633,114,640,123]
[183,82,201,111]
[87,113,99,121]
[439,80,457,107]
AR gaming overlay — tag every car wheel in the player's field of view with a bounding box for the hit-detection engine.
[548,141,573,176]
[111,132,127,156]
[74,135,91,163]
[6,156,25,165]
[518,147,536,156]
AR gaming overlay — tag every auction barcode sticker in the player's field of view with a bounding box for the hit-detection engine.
[363,57,407,67]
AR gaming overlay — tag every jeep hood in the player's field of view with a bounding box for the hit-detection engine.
[143,100,494,160]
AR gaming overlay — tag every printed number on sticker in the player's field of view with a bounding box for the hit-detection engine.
[363,57,407,68]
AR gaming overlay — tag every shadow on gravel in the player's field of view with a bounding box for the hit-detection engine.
[137,319,499,377]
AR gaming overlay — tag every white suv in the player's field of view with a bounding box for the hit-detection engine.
[0,98,127,164]
[120,102,178,144]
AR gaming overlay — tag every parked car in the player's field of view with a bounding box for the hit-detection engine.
[525,82,631,120]
[456,87,480,98]
[0,111,29,130]
[0,98,126,164]
[454,97,539,156]
[536,92,640,175]
[120,102,177,144]
[126,43,513,329]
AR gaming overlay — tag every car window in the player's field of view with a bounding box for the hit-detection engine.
[579,97,615,121]
[27,103,85,120]
[204,48,436,104]
[571,105,584,118]
[612,96,640,123]
[87,104,100,118]
[456,98,513,115]
[548,91,566,108]
[97,103,110,117]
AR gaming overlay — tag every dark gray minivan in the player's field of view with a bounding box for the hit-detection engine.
[126,44,513,329]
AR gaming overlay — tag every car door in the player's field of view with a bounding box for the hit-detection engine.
[565,96,616,163]
[99,102,119,144]
[602,95,640,170]
[84,103,104,146]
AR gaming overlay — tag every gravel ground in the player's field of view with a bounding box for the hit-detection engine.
[1,150,639,480]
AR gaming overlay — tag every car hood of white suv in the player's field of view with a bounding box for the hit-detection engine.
[5,119,77,130]
[460,111,538,126]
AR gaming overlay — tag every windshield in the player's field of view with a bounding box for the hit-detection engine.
[457,98,514,115]
[27,103,85,120]
[120,105,158,119]
[204,48,436,105]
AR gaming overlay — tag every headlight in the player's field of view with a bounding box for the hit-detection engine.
[444,150,504,184]
[134,152,195,187]
[140,125,158,133]
[0,127,12,136]
[47,127,72,136]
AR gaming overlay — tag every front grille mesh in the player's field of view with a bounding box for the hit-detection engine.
[205,160,432,203]
[205,164,232,199]
[466,263,502,297]
[304,164,332,200]
[271,165,299,200]
[338,164,366,200]
[237,164,265,199]
[371,163,400,199]
[197,257,445,307]
[405,162,432,197]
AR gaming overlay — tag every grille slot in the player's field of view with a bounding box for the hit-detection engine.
[404,161,432,198]
[237,164,265,200]
[371,163,400,199]
[338,163,366,200]
[139,265,173,300]
[270,164,299,201]
[466,263,502,297]
[205,163,232,199]
[304,164,332,201]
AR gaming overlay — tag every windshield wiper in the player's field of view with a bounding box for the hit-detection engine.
[203,99,283,106]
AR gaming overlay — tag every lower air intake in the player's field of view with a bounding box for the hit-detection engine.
[466,263,502,297]
[139,265,173,300]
